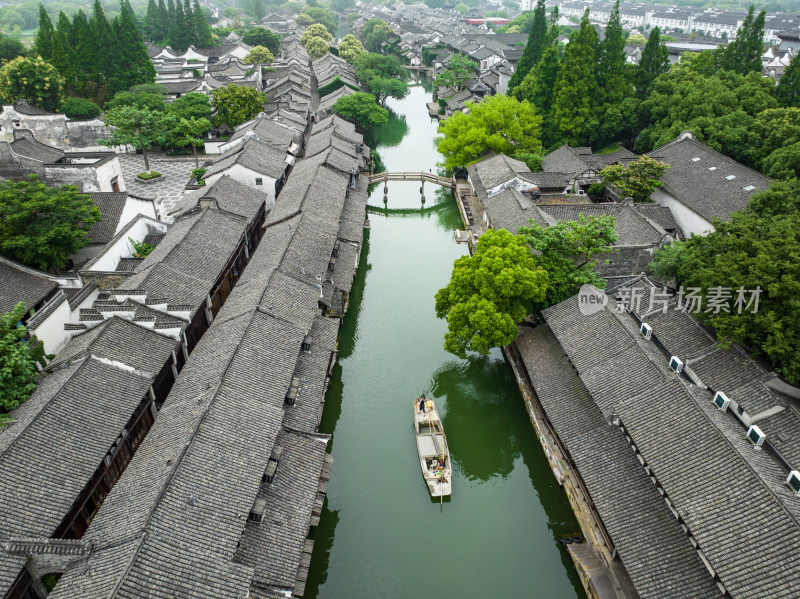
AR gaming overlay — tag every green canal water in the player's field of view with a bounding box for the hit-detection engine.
[305,81,585,598]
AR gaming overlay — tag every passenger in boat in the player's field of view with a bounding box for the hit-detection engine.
[417,397,426,413]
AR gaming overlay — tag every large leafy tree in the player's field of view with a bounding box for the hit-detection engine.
[211,83,267,129]
[0,33,26,62]
[551,9,598,145]
[241,27,281,54]
[34,3,54,60]
[168,117,210,167]
[355,53,407,103]
[435,229,548,358]
[168,91,211,120]
[1,302,51,417]
[100,106,178,172]
[359,18,393,53]
[776,52,800,108]
[106,89,167,112]
[436,94,542,169]
[666,181,800,383]
[519,214,618,311]
[637,65,777,164]
[507,0,547,93]
[0,56,65,112]
[338,34,364,63]
[302,23,332,46]
[244,45,274,64]
[752,107,800,178]
[434,53,475,92]
[599,155,669,202]
[305,36,329,59]
[0,175,101,271]
[333,92,389,129]
[634,26,669,99]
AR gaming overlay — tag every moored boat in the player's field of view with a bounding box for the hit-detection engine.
[413,395,452,497]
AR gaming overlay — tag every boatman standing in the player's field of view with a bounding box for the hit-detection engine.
[418,397,426,413]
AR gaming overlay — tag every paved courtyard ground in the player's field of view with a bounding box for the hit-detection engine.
[117,153,199,218]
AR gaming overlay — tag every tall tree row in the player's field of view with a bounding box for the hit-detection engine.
[507,0,547,94]
[144,0,213,50]
[35,1,155,104]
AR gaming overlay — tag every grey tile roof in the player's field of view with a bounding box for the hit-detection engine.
[283,315,339,432]
[235,429,329,588]
[0,357,153,587]
[230,116,302,151]
[0,258,58,315]
[125,208,248,310]
[542,277,800,597]
[541,145,592,177]
[616,379,800,598]
[170,174,268,221]
[203,138,290,181]
[632,203,680,233]
[648,135,771,224]
[516,325,718,598]
[8,135,64,163]
[47,316,178,374]
[86,192,128,244]
[481,187,549,234]
[472,152,529,190]
[539,204,665,247]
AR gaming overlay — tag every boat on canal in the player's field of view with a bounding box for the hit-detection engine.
[413,395,452,497]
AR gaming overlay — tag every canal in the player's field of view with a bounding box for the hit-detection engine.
[305,80,585,598]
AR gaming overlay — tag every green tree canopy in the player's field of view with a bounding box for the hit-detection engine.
[302,22,332,45]
[776,51,800,108]
[0,175,101,271]
[435,228,548,358]
[100,105,178,172]
[1,302,51,416]
[61,97,101,119]
[634,26,669,99]
[167,91,211,120]
[304,35,329,59]
[241,27,281,54]
[551,9,598,144]
[192,0,214,47]
[105,89,167,112]
[211,83,267,129]
[244,45,274,63]
[599,155,669,202]
[717,5,765,75]
[0,56,65,112]
[637,65,777,164]
[507,0,547,93]
[168,116,210,167]
[434,53,475,92]
[297,5,336,34]
[35,3,54,60]
[110,0,157,95]
[333,91,389,129]
[436,94,542,169]
[519,214,618,310]
[338,34,364,63]
[667,180,800,383]
[454,3,468,14]
[0,33,26,62]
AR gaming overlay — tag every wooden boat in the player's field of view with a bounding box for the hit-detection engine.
[413,396,452,497]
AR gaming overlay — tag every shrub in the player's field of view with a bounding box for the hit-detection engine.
[587,182,605,196]
[61,97,102,120]
[191,167,207,184]
[137,170,162,180]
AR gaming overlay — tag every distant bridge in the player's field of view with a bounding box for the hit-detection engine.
[368,171,456,189]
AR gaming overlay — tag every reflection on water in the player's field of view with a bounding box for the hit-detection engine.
[432,356,522,482]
